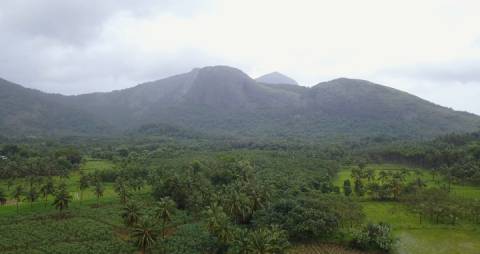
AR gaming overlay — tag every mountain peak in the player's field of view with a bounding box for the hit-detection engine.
[255,72,298,85]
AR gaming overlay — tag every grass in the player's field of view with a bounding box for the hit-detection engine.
[0,159,120,216]
[289,243,367,254]
[0,201,135,254]
[334,163,480,198]
[0,159,150,253]
[334,163,480,254]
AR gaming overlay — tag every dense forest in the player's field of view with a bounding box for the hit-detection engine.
[1,130,480,254]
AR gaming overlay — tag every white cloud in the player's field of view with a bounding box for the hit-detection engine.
[1,0,480,113]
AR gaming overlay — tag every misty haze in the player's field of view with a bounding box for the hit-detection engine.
[1,1,480,254]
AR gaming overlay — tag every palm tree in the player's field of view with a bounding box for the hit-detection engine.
[366,169,375,182]
[25,186,39,208]
[40,179,55,207]
[122,202,141,227]
[53,185,71,218]
[131,217,157,254]
[12,185,23,213]
[154,197,176,240]
[6,178,14,190]
[378,171,389,184]
[231,228,250,254]
[114,177,130,204]
[94,181,104,207]
[79,173,89,204]
[0,188,7,205]
[249,226,289,254]
[205,203,232,246]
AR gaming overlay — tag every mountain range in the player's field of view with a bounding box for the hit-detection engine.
[1,66,479,140]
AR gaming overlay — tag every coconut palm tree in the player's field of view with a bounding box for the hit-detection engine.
[248,226,289,254]
[378,171,389,184]
[40,179,55,207]
[366,169,375,182]
[94,180,104,207]
[154,197,176,240]
[205,203,232,248]
[131,217,157,254]
[53,185,71,217]
[12,185,23,213]
[122,202,141,227]
[25,186,39,208]
[114,177,130,204]
[0,188,7,205]
[79,173,89,204]
[6,178,14,191]
[230,228,250,254]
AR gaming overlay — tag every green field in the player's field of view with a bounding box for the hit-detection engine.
[0,159,119,216]
[335,164,480,254]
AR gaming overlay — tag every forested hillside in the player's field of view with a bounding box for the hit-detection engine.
[1,66,479,139]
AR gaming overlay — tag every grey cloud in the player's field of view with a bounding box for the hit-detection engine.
[0,0,215,94]
[0,0,210,46]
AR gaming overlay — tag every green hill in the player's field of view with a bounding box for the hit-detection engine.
[1,66,479,140]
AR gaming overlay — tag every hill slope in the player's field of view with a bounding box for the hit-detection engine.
[0,78,108,136]
[1,66,479,140]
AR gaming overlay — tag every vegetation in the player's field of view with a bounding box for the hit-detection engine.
[1,129,480,253]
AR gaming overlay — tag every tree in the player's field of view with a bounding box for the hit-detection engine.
[223,185,252,224]
[94,180,104,207]
[25,186,39,208]
[354,179,365,197]
[248,226,289,254]
[154,197,176,240]
[378,171,389,184]
[79,173,90,204]
[205,203,232,250]
[351,223,394,252]
[131,217,157,254]
[114,177,130,204]
[366,169,375,182]
[53,185,71,217]
[12,185,23,213]
[343,179,352,196]
[6,178,14,190]
[0,188,7,205]
[40,179,55,207]
[122,202,141,227]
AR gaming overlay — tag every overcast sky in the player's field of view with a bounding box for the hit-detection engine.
[1,0,480,113]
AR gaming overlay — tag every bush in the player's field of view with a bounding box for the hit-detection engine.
[350,223,395,252]
[164,224,216,254]
[254,198,339,241]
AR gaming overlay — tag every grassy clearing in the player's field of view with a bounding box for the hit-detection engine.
[334,163,480,198]
[0,201,135,254]
[334,164,480,254]
[0,159,121,216]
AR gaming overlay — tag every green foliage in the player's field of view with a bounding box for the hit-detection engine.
[254,197,340,241]
[131,216,157,254]
[122,201,142,227]
[52,184,71,215]
[350,223,395,252]
[343,179,352,196]
[164,224,216,254]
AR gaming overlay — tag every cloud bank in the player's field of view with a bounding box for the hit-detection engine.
[1,0,480,113]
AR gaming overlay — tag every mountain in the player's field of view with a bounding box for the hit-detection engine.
[255,72,299,85]
[1,66,479,140]
[0,78,108,136]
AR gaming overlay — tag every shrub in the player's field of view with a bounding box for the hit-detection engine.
[350,223,394,252]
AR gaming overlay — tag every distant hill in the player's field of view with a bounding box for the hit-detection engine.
[0,78,108,136]
[255,72,298,85]
[1,66,479,140]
